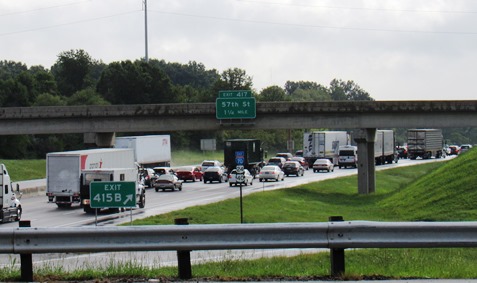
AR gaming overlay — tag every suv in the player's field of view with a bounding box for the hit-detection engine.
[282,161,304,177]
[201,160,222,171]
[275,153,293,161]
[203,166,227,183]
[267,157,286,169]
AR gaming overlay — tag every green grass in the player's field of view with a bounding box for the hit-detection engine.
[170,150,223,167]
[4,149,477,281]
[1,159,46,182]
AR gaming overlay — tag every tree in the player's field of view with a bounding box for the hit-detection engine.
[329,79,373,101]
[209,68,253,102]
[67,88,110,106]
[290,88,330,102]
[51,49,97,97]
[284,81,324,96]
[258,86,288,102]
[97,60,176,104]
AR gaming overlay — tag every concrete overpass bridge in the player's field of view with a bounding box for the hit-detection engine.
[1,100,475,194]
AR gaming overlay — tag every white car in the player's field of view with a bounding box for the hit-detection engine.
[228,169,254,187]
[313,159,334,173]
[258,165,285,182]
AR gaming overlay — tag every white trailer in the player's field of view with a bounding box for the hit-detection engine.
[375,130,398,165]
[115,135,171,167]
[46,148,136,208]
[303,131,349,165]
[80,168,146,213]
[0,164,22,223]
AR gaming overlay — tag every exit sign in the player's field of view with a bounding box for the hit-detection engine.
[216,97,256,119]
[90,181,136,208]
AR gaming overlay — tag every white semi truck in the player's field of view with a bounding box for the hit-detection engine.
[79,168,146,213]
[46,148,136,208]
[0,164,22,223]
[115,135,171,168]
[303,131,349,165]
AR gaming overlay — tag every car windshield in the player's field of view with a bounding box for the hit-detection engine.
[205,167,220,172]
[340,150,355,156]
[284,162,296,167]
[315,160,328,164]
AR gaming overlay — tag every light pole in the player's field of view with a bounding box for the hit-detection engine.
[143,0,149,62]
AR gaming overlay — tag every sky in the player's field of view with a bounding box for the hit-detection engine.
[1,0,477,101]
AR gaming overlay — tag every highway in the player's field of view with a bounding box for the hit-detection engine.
[0,157,452,272]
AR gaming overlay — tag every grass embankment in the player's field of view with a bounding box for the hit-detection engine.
[3,150,477,281]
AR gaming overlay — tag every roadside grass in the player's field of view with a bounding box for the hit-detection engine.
[170,150,223,167]
[5,150,477,281]
[1,159,46,181]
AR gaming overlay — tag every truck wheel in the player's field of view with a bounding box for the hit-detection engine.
[15,207,22,221]
[138,192,145,208]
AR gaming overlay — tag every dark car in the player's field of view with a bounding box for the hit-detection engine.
[175,166,203,182]
[203,166,227,183]
[282,161,305,177]
[154,174,182,192]
[290,156,309,170]
[267,157,286,169]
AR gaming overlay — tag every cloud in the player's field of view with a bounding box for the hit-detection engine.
[1,0,477,100]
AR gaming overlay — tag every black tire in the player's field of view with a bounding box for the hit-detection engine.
[204,180,207,184]
[155,188,159,192]
[138,192,145,208]
[179,185,182,191]
[259,178,263,182]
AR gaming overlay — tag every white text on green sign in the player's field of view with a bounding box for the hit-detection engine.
[216,97,256,119]
[90,181,136,208]
[219,90,252,98]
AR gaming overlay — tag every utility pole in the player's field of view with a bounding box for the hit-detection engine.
[143,0,149,62]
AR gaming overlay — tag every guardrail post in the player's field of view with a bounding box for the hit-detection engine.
[175,218,192,279]
[19,220,33,282]
[329,216,345,277]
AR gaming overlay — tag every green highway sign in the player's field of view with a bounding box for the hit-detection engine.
[216,97,256,119]
[219,90,252,98]
[90,181,136,208]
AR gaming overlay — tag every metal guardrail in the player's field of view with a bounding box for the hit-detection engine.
[8,220,477,281]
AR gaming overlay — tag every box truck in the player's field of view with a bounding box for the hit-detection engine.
[224,139,263,177]
[115,135,171,167]
[0,164,22,223]
[303,131,349,165]
[46,148,136,208]
[79,168,145,213]
[407,129,444,159]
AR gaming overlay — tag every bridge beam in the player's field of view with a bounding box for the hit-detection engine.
[354,128,376,194]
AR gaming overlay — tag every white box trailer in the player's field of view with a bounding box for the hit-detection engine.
[115,135,171,167]
[46,148,135,207]
[303,131,349,165]
[375,130,397,165]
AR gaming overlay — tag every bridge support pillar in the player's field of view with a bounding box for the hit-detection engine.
[354,128,376,194]
[84,132,116,148]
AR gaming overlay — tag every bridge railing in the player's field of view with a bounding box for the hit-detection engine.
[8,219,477,281]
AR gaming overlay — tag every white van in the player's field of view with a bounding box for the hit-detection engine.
[338,145,358,169]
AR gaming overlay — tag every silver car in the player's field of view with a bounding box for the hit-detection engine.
[258,165,285,182]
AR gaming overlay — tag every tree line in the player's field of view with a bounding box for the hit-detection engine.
[0,49,473,158]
